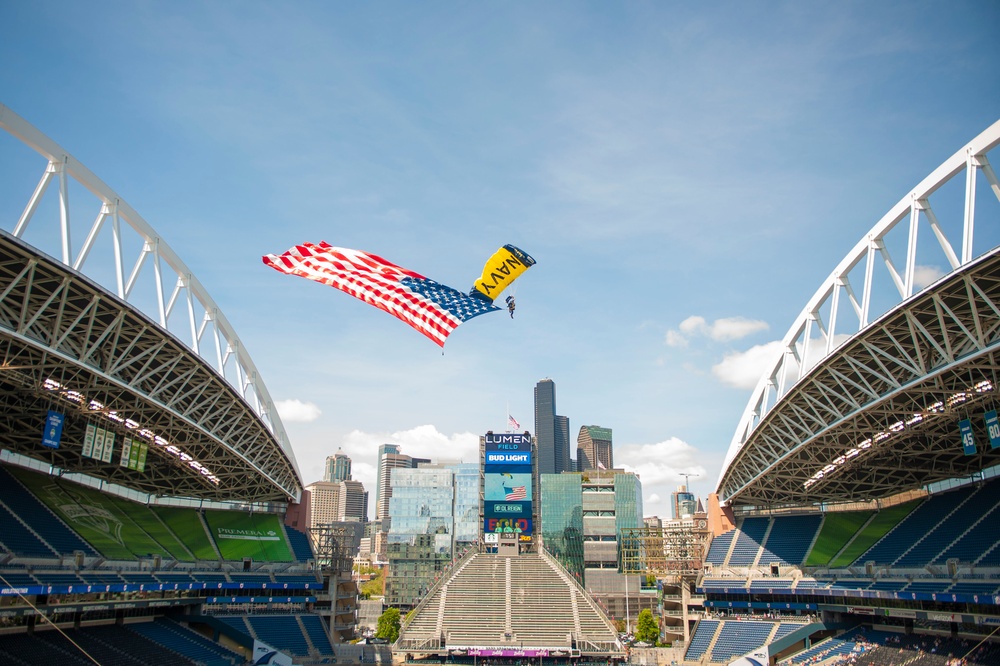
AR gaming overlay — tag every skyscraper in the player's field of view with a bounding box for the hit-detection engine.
[577,425,613,471]
[671,485,697,519]
[534,378,571,474]
[324,447,352,482]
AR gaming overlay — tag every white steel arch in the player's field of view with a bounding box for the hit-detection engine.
[0,103,300,488]
[721,120,1000,492]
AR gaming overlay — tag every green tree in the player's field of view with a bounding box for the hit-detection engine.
[635,609,659,644]
[375,607,401,643]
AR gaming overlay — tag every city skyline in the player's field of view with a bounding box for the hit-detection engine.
[2,3,997,520]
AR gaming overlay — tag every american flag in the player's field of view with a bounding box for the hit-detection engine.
[504,485,527,501]
[262,242,499,347]
[508,414,521,430]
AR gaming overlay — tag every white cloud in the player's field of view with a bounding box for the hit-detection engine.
[709,317,769,341]
[666,315,768,347]
[615,437,716,519]
[275,399,322,423]
[678,316,706,335]
[664,330,688,347]
[913,264,946,289]
[711,340,785,389]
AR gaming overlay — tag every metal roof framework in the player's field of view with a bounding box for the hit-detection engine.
[0,103,301,503]
[720,248,1000,509]
[720,119,1000,509]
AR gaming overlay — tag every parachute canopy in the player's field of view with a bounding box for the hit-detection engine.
[469,245,536,303]
[263,242,535,347]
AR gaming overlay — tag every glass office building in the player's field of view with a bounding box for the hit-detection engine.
[384,463,480,609]
[540,470,648,625]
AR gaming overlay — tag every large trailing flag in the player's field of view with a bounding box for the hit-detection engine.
[263,242,499,347]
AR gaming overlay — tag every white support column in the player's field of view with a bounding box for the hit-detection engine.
[185,276,199,354]
[57,158,71,265]
[905,196,920,299]
[14,165,55,237]
[153,239,167,327]
[962,149,977,265]
[111,203,125,298]
[861,236,876,329]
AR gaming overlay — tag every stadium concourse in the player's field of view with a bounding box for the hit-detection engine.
[674,120,1000,666]
[0,105,360,664]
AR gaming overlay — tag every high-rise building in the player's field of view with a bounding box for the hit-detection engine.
[540,469,654,630]
[383,462,479,609]
[671,485,697,519]
[375,443,401,520]
[534,378,571,475]
[304,480,341,533]
[324,448,352,482]
[577,425,613,471]
[304,479,369,534]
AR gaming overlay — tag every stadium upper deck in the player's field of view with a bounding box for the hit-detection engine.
[718,120,1000,511]
[0,103,301,504]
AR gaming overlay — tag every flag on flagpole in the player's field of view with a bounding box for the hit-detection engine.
[262,242,499,347]
[508,414,521,430]
[597,459,606,470]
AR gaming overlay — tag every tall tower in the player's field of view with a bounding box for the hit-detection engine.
[534,378,571,474]
[577,425,613,471]
[375,444,401,520]
[671,485,697,519]
[324,447,352,482]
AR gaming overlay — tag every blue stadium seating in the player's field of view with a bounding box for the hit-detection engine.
[285,526,315,562]
[704,530,735,565]
[247,615,311,655]
[128,617,241,666]
[300,614,335,655]
[728,517,769,566]
[710,620,774,662]
[684,619,719,661]
[758,514,822,565]
[0,502,59,557]
[0,466,96,556]
[859,485,975,564]
[896,481,1000,567]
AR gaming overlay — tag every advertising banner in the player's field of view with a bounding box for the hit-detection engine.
[986,410,1000,449]
[42,411,64,449]
[485,472,531,502]
[960,419,976,455]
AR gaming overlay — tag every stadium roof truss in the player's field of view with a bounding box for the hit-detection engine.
[0,103,301,503]
[720,120,1000,510]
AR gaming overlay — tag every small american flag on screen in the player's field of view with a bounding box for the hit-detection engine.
[263,242,499,347]
[504,485,527,501]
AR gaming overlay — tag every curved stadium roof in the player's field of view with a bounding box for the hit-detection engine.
[718,119,1000,511]
[0,103,302,504]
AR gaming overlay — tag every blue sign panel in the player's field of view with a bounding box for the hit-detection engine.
[42,410,64,449]
[485,501,531,517]
[985,410,1000,450]
[485,450,531,466]
[959,419,976,455]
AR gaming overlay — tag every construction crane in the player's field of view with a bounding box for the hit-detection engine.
[680,472,699,492]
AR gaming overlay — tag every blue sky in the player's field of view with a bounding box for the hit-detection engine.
[1,1,999,519]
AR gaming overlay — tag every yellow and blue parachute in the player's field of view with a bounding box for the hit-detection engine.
[469,244,536,303]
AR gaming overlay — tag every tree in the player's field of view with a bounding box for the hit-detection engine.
[375,607,401,643]
[635,609,659,644]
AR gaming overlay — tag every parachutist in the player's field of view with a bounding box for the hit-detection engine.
[506,295,515,318]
